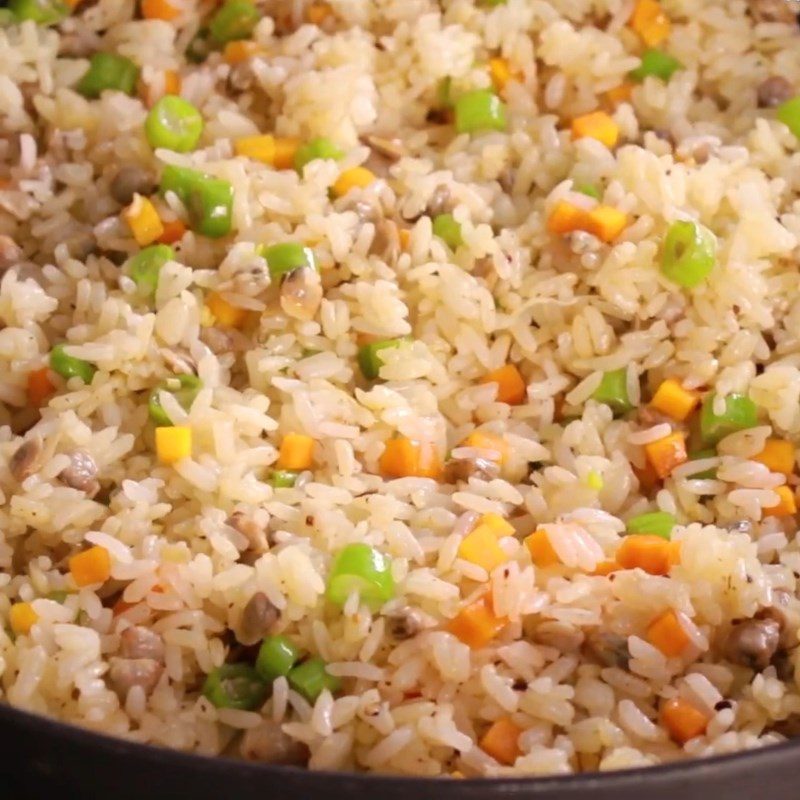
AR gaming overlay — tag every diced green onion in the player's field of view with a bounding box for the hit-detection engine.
[267,470,300,488]
[145,96,204,153]
[294,138,343,173]
[160,165,233,238]
[326,543,395,610]
[575,182,601,200]
[46,590,69,603]
[686,448,717,480]
[260,242,317,281]
[626,511,676,540]
[432,213,463,249]
[776,97,800,140]
[255,635,301,683]
[128,244,174,296]
[209,0,259,44]
[202,663,267,710]
[76,53,139,99]
[287,657,341,702]
[148,374,202,426]
[454,89,507,134]
[8,0,68,25]
[660,220,716,289]
[591,368,633,415]
[49,344,96,385]
[699,392,758,446]
[357,338,405,380]
[630,49,682,82]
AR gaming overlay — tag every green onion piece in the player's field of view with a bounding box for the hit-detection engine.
[686,448,717,479]
[294,138,343,173]
[357,338,405,380]
[148,374,202,426]
[76,53,139,99]
[287,657,341,702]
[186,29,212,63]
[591,368,633,415]
[699,392,758,447]
[160,165,234,238]
[326,543,395,610]
[267,470,300,488]
[661,220,716,289]
[626,511,676,540]
[261,242,317,281]
[49,344,96,385]
[454,89,507,134]
[128,243,174,296]
[202,663,267,710]
[8,0,68,25]
[776,97,800,140]
[46,590,69,603]
[209,0,259,43]
[630,49,682,82]
[575,182,601,200]
[145,96,204,153]
[432,213,463,249]
[255,635,301,683]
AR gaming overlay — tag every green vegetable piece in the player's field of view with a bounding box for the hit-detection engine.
[160,165,233,238]
[145,96,204,153]
[255,635,301,683]
[630,49,682,82]
[8,0,68,25]
[76,53,139,99]
[0,8,17,24]
[454,89,507,134]
[148,373,202,427]
[699,392,758,447]
[209,0,259,43]
[687,448,717,480]
[591,368,633,415]
[432,213,463,249]
[661,220,716,289]
[776,97,800,140]
[202,663,267,710]
[326,543,395,610]
[294,138,343,173]
[49,344,96,385]
[46,590,69,603]
[128,244,174,296]
[287,657,341,702]
[626,511,676,540]
[261,242,317,280]
[575,182,601,200]
[357,338,405,380]
[267,470,300,488]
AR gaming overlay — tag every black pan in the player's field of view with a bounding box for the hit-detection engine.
[0,702,795,800]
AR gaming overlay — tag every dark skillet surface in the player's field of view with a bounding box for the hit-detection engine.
[0,702,796,800]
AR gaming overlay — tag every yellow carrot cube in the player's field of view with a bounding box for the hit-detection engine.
[447,596,507,648]
[332,167,376,198]
[206,291,248,328]
[155,426,192,464]
[547,200,589,235]
[123,194,164,246]
[630,0,671,48]
[9,602,38,635]
[525,529,560,567]
[605,83,633,108]
[650,378,700,422]
[477,513,515,538]
[571,111,620,148]
[480,717,522,765]
[489,57,513,93]
[753,439,795,476]
[69,546,112,587]
[644,431,688,479]
[277,433,315,470]
[764,485,797,518]
[458,525,508,573]
[586,205,628,243]
[646,608,690,657]
[234,134,277,165]
[462,431,508,464]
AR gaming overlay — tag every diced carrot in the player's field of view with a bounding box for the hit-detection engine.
[650,379,700,422]
[752,439,795,476]
[223,40,262,64]
[644,431,688,479]
[157,217,186,245]
[305,1,333,24]
[525,529,560,568]
[141,0,180,20]
[480,364,527,405]
[547,200,589,235]
[206,291,248,328]
[273,138,301,170]
[634,458,660,493]
[763,485,797,518]
[462,431,508,464]
[646,609,691,657]
[398,228,411,251]
[592,560,622,576]
[69,546,112,588]
[661,697,709,745]
[605,83,633,108]
[616,535,680,576]
[488,57,513,93]
[479,717,523,765]
[155,426,191,464]
[138,70,181,107]
[571,110,620,148]
[112,597,137,616]
[277,433,315,471]
[27,367,55,407]
[379,437,441,480]
[447,595,507,649]
[629,0,671,48]
[586,205,628,243]
[163,69,181,96]
[332,167,376,198]
[458,525,508,573]
[123,194,164,246]
[476,513,515,539]
[9,602,38,635]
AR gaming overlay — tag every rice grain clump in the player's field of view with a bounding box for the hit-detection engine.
[2,0,800,778]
